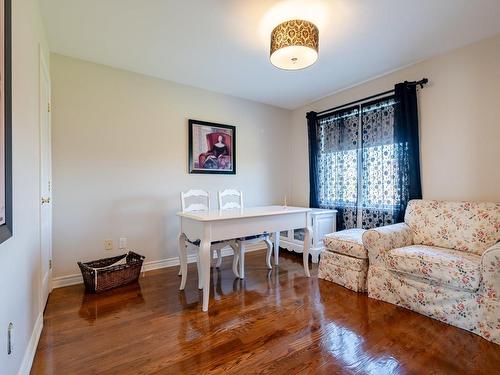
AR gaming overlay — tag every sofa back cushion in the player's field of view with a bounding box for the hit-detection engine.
[405,200,500,255]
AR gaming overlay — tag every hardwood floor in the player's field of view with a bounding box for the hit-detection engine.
[32,250,499,375]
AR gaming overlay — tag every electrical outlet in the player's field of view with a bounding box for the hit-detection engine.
[104,239,113,251]
[7,322,13,355]
[119,237,127,250]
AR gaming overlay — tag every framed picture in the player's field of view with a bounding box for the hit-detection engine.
[188,119,236,174]
[0,0,12,244]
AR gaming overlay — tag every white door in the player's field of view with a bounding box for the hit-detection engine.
[40,52,52,310]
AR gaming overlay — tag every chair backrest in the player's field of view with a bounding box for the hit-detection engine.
[181,189,210,212]
[218,189,243,211]
[405,199,500,255]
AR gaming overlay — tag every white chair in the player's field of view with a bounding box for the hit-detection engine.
[218,189,273,279]
[178,189,236,288]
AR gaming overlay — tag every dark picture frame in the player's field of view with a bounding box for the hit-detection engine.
[0,0,12,244]
[188,119,236,175]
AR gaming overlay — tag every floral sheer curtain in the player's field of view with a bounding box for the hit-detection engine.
[316,106,359,230]
[307,85,421,230]
[360,98,400,228]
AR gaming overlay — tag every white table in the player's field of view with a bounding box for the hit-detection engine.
[177,205,312,311]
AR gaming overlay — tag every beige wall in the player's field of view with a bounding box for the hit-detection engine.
[290,34,500,206]
[52,34,500,279]
[51,54,292,279]
[0,0,49,373]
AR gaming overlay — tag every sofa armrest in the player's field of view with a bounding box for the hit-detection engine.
[481,242,500,301]
[363,223,414,266]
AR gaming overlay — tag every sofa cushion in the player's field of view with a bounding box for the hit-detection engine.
[405,200,500,256]
[386,245,481,291]
[324,228,367,259]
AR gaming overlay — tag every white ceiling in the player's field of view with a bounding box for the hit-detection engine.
[40,0,500,109]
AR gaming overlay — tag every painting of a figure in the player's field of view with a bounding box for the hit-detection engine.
[188,120,236,174]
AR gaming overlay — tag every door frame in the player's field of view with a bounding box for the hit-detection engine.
[39,47,52,312]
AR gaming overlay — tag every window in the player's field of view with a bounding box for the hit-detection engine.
[315,97,400,229]
[308,82,422,230]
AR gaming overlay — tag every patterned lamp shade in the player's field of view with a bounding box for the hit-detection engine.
[270,19,319,70]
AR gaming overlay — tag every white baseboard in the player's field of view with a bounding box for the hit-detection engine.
[18,312,43,375]
[52,243,265,289]
[52,273,83,288]
[140,252,197,272]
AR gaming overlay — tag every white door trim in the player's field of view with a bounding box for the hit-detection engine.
[39,46,52,313]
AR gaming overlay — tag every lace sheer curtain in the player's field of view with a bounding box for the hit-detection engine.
[360,98,399,228]
[316,106,359,230]
[309,93,418,230]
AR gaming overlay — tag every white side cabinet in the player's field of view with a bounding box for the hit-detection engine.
[277,208,337,263]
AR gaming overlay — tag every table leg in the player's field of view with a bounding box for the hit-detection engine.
[239,242,246,279]
[200,238,211,312]
[196,254,202,290]
[274,231,280,266]
[231,242,240,278]
[215,249,223,268]
[264,236,273,270]
[311,250,320,264]
[303,225,312,278]
[178,233,187,290]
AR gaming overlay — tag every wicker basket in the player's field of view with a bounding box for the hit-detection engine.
[77,251,145,293]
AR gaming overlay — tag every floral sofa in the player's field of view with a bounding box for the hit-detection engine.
[363,200,500,344]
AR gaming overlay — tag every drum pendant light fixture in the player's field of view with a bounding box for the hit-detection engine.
[270,19,319,70]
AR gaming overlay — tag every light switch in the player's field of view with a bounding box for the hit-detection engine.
[119,237,127,250]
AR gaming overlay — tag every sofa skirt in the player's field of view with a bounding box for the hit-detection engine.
[367,265,499,344]
[318,251,368,292]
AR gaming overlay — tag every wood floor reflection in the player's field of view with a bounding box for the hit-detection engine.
[32,250,499,375]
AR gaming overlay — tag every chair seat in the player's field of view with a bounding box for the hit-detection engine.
[238,234,267,242]
[186,238,226,246]
[386,245,481,291]
[324,228,367,259]
[187,235,265,246]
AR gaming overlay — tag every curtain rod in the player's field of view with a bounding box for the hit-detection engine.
[316,78,428,116]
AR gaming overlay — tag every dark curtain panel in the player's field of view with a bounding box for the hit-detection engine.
[307,111,319,208]
[394,82,422,222]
